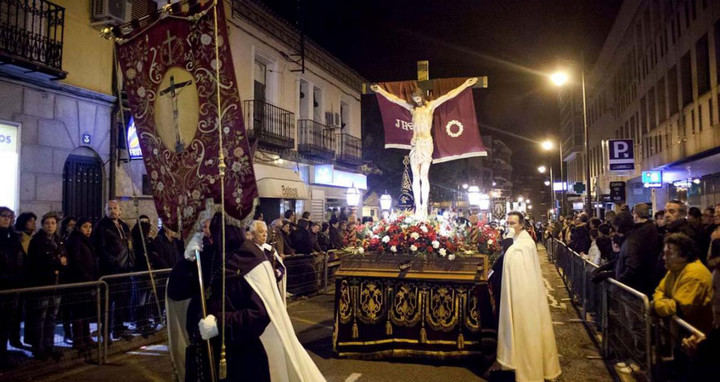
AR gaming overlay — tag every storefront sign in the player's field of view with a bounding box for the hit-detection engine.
[281,185,299,199]
[313,165,367,189]
[642,170,663,188]
[0,122,19,211]
[610,181,626,202]
[608,139,634,171]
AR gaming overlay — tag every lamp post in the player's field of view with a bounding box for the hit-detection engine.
[380,192,392,219]
[541,139,564,217]
[551,68,591,215]
[538,164,555,218]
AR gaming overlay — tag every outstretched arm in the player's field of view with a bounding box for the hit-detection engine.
[370,84,414,111]
[429,77,478,111]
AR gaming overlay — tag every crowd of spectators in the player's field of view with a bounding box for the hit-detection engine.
[546,200,720,376]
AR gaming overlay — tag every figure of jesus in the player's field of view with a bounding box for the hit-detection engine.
[371,77,478,220]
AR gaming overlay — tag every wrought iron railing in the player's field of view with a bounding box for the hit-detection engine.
[0,0,65,76]
[335,132,361,165]
[298,119,335,160]
[243,99,295,149]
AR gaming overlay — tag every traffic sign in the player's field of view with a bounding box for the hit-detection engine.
[608,139,634,171]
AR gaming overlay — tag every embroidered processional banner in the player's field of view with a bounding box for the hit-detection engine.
[374,78,487,163]
[116,1,257,237]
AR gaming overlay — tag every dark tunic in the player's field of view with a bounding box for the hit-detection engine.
[150,229,184,269]
[0,227,24,289]
[66,231,98,282]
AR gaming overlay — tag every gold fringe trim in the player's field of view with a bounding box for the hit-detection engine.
[420,327,427,343]
[386,321,393,336]
[457,333,465,349]
[352,322,359,339]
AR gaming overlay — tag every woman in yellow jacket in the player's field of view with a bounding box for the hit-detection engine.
[653,233,713,333]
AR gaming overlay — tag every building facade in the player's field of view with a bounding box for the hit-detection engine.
[561,0,720,213]
[0,0,115,221]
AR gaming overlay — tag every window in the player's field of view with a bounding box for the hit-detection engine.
[648,87,656,130]
[696,35,710,95]
[680,52,692,107]
[698,104,703,131]
[313,87,322,121]
[715,20,720,84]
[657,77,667,123]
[668,66,679,115]
[253,60,267,102]
[640,96,647,134]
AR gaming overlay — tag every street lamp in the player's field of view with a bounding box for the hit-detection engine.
[462,183,469,190]
[538,164,555,217]
[379,192,392,211]
[468,186,481,206]
[551,68,591,215]
[544,180,551,186]
[541,139,554,151]
[346,184,360,208]
[537,165,547,173]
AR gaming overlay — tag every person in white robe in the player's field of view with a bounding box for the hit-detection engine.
[496,211,561,382]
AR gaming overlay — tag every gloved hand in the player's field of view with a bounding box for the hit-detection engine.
[198,314,218,340]
[591,270,614,284]
[184,232,204,261]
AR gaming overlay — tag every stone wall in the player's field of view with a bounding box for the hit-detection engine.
[0,79,113,216]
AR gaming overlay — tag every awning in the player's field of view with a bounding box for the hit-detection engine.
[253,163,310,200]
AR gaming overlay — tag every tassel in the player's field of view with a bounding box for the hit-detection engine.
[420,327,427,343]
[457,333,465,349]
[219,348,227,379]
[386,321,393,336]
[352,322,359,339]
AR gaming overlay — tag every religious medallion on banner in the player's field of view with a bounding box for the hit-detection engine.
[116,2,257,237]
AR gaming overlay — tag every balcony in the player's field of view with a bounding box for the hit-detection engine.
[335,132,362,165]
[243,99,295,150]
[0,0,66,79]
[297,119,335,160]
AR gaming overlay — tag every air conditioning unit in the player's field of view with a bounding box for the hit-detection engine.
[91,0,127,26]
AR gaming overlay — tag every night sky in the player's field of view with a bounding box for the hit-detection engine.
[258,0,622,191]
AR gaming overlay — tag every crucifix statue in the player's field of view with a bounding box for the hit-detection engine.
[371,77,478,221]
[159,75,193,152]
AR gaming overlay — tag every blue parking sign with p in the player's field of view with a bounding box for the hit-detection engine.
[608,139,634,171]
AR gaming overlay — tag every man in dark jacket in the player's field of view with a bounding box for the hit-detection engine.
[0,207,24,366]
[66,217,98,349]
[151,226,185,269]
[614,203,660,296]
[92,200,133,339]
[664,200,703,254]
[569,214,591,255]
[290,219,313,254]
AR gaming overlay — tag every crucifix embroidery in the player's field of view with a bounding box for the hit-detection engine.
[159,75,193,152]
[163,30,178,65]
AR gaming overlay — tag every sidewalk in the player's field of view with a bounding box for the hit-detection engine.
[536,244,613,381]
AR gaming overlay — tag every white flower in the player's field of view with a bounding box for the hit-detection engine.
[201,34,212,45]
[410,232,420,240]
[488,239,493,245]
[448,254,456,261]
[420,225,428,233]
[382,235,390,243]
[439,248,447,257]
[410,244,418,252]
[137,86,145,97]
[432,240,440,249]
[390,245,397,253]
[357,247,364,254]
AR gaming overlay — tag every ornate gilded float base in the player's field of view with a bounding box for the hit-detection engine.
[333,274,497,359]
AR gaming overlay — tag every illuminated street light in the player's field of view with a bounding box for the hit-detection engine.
[380,192,392,211]
[346,184,360,207]
[528,205,533,210]
[550,71,569,87]
[526,199,530,204]
[492,181,496,186]
[462,183,469,190]
[517,196,524,203]
[544,180,551,186]
[541,140,554,151]
[468,186,481,206]
[537,165,547,174]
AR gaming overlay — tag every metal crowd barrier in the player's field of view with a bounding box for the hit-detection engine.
[0,281,106,381]
[546,238,707,382]
[98,269,172,363]
[0,251,342,380]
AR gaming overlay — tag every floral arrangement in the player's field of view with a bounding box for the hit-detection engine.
[471,222,502,255]
[351,213,465,259]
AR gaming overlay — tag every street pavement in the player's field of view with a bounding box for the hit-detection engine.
[36,244,612,382]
